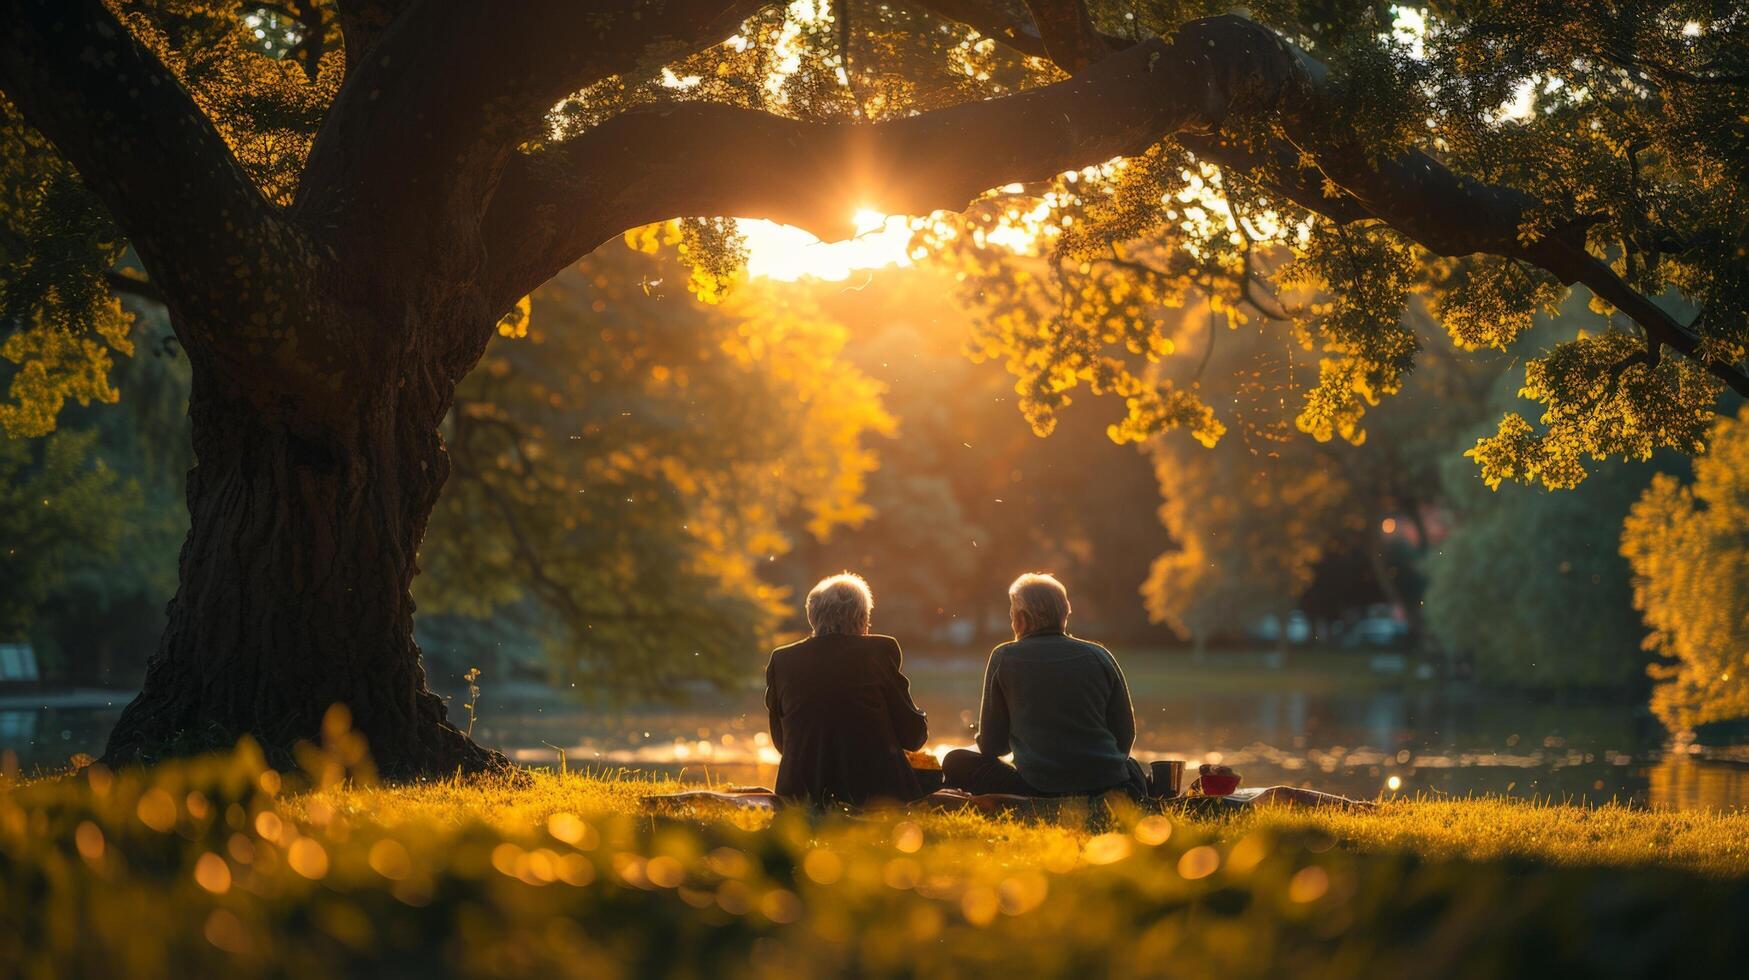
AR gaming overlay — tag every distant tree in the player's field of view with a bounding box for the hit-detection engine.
[1422,333,1670,690]
[27,313,192,684]
[784,314,988,639]
[418,229,891,698]
[3,0,1744,772]
[1140,330,1350,651]
[1036,290,1487,650]
[1424,450,1660,690]
[1622,406,1749,731]
[794,268,1171,644]
[0,428,137,640]
[1136,311,1482,650]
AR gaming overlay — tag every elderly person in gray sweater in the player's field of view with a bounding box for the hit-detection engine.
[943,573,1147,798]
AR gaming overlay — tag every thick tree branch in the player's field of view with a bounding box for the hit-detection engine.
[0,0,332,393]
[906,1,1375,224]
[1289,103,1749,394]
[1177,132,1375,225]
[921,5,1749,397]
[296,0,766,273]
[0,1,279,294]
[1551,248,1744,394]
[482,16,1295,309]
[332,0,1749,398]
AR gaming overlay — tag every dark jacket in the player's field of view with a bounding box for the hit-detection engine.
[765,633,929,805]
[975,631,1135,794]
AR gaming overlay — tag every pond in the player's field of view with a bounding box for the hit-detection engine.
[6,652,1747,811]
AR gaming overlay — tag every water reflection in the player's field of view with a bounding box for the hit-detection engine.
[1648,756,1749,812]
[4,668,1746,813]
[0,702,123,775]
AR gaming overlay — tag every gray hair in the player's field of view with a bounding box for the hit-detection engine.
[1009,572,1070,637]
[806,573,873,636]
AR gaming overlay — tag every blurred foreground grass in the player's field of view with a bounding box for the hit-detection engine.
[4,734,1748,978]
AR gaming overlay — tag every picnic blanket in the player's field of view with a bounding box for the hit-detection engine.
[641,784,1371,816]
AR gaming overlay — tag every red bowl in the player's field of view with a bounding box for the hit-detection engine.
[1199,773,1241,796]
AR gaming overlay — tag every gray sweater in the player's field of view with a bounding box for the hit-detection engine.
[974,631,1135,793]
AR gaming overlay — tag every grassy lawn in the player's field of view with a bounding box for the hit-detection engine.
[4,742,1748,977]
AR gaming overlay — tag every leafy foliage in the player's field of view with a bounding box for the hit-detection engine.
[676,218,751,305]
[0,0,336,437]
[1430,256,1561,353]
[1278,225,1420,446]
[920,162,1230,448]
[23,316,195,681]
[1144,425,1348,644]
[1469,330,1720,490]
[911,0,1746,487]
[110,0,339,206]
[1420,300,1683,688]
[1621,405,1749,730]
[418,229,893,697]
[0,428,137,638]
[3,0,1745,469]
[0,103,133,437]
[1144,307,1497,644]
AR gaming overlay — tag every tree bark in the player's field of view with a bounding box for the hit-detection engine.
[102,334,504,777]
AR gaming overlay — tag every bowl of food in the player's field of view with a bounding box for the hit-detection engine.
[1192,763,1241,796]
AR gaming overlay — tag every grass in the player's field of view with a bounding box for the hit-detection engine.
[4,737,1749,978]
[1230,797,1749,876]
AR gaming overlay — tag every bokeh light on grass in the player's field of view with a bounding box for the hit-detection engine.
[6,730,1749,975]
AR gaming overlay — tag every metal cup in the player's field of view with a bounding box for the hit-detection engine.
[1148,760,1185,799]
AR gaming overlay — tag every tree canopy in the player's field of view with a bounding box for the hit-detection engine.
[420,228,892,698]
[6,1,1746,470]
[905,1,1744,492]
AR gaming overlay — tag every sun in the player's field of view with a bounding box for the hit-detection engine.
[742,208,915,282]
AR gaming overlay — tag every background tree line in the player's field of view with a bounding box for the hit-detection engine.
[9,228,1740,723]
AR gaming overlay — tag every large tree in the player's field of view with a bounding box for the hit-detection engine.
[3,0,1743,774]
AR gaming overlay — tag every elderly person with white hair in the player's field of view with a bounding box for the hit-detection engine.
[943,573,1146,798]
[764,573,930,806]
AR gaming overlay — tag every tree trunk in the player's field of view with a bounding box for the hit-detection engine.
[102,359,505,778]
